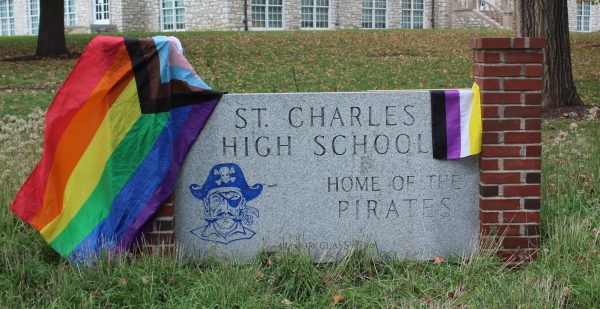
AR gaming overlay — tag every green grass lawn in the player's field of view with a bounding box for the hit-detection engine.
[1,30,599,307]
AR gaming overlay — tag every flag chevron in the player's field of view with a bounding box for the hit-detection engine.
[11,36,223,259]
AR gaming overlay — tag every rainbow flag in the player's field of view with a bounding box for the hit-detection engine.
[10,36,223,259]
[430,83,482,159]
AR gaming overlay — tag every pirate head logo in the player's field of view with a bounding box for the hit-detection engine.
[189,163,263,244]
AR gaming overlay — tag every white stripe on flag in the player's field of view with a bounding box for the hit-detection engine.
[459,89,474,157]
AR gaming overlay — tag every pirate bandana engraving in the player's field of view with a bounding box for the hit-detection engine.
[189,163,263,244]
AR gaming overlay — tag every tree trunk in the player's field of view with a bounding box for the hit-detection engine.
[36,0,68,57]
[516,0,582,107]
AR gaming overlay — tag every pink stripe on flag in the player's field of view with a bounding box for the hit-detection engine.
[167,39,194,71]
[445,90,461,159]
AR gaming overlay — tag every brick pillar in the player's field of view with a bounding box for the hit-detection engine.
[472,38,546,263]
[143,195,176,254]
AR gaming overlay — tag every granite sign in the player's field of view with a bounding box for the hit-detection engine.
[175,92,479,261]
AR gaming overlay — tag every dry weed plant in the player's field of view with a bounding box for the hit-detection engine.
[0,108,45,192]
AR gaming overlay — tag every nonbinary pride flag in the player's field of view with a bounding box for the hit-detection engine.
[430,83,482,159]
[10,36,223,259]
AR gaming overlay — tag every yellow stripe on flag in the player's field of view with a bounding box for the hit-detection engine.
[469,82,482,155]
[40,80,141,242]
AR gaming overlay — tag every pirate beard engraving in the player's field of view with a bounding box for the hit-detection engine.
[190,163,263,245]
[205,189,246,234]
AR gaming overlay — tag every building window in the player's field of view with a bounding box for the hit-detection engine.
[93,0,109,25]
[28,0,39,35]
[401,0,423,29]
[301,0,329,29]
[162,0,185,31]
[362,0,386,29]
[251,0,283,29]
[65,0,76,27]
[577,1,591,32]
[0,0,14,35]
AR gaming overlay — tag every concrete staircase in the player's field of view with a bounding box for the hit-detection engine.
[453,0,514,29]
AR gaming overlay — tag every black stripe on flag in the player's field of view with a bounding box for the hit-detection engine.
[430,90,447,159]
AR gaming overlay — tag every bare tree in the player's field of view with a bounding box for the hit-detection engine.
[36,0,68,57]
[515,0,596,107]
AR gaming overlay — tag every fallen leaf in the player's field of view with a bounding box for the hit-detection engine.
[255,270,265,279]
[91,290,103,298]
[282,298,293,306]
[331,294,345,306]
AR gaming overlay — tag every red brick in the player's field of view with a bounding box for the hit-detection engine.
[525,119,542,130]
[480,198,521,210]
[504,78,543,91]
[528,38,547,49]
[154,220,174,232]
[480,236,501,249]
[524,65,543,77]
[504,185,541,197]
[524,198,541,210]
[480,212,500,223]
[482,132,500,144]
[481,172,522,184]
[480,224,521,236]
[480,92,521,104]
[503,237,540,249]
[503,211,540,223]
[472,38,512,49]
[526,172,542,183]
[525,224,540,236]
[474,51,501,63]
[498,225,522,236]
[145,232,175,245]
[504,132,542,144]
[483,119,521,131]
[512,38,526,48]
[475,77,501,90]
[480,185,499,197]
[480,158,499,170]
[524,93,543,105]
[504,52,544,63]
[482,106,499,118]
[474,64,521,77]
[156,204,174,217]
[504,106,543,117]
[504,159,541,170]
[526,145,542,157]
[481,145,522,157]
[480,225,493,236]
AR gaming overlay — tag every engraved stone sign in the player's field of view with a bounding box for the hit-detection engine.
[175,92,479,261]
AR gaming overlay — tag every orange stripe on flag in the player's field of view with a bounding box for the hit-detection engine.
[29,45,135,230]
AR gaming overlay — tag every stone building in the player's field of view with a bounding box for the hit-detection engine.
[1,0,599,36]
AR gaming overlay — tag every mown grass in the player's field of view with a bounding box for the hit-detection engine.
[1,30,599,307]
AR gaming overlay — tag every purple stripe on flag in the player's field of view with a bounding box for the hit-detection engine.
[117,101,218,249]
[445,90,461,159]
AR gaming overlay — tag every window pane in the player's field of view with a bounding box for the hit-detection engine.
[301,6,313,28]
[316,7,328,28]
[268,5,282,28]
[362,9,371,28]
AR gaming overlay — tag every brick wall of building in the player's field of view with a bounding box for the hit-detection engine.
[472,37,546,263]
